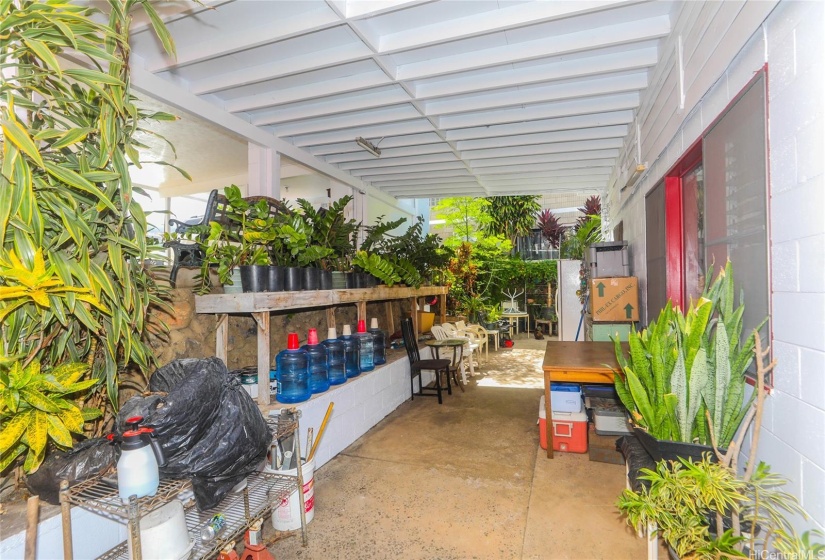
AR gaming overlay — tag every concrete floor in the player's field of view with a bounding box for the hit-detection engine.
[268,336,647,559]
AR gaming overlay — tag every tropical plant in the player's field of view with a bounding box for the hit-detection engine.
[431,197,492,247]
[617,334,823,558]
[613,262,758,448]
[0,0,178,459]
[560,214,603,260]
[0,360,102,473]
[537,209,566,249]
[576,195,602,227]
[351,251,401,286]
[296,195,358,272]
[484,195,541,247]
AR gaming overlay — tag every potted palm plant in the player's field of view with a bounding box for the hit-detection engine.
[297,195,357,290]
[613,262,762,462]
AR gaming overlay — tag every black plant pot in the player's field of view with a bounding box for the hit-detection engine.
[345,272,356,289]
[267,265,284,292]
[331,271,348,290]
[240,265,268,293]
[319,270,333,290]
[303,267,320,291]
[368,274,380,287]
[284,267,303,291]
[633,426,722,463]
[359,272,372,288]
[352,272,364,288]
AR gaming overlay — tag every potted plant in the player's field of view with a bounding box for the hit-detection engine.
[276,211,334,291]
[613,262,762,462]
[617,334,824,559]
[297,195,358,289]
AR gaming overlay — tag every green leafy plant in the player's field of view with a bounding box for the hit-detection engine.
[352,251,402,286]
[0,0,178,439]
[618,334,823,559]
[296,195,358,271]
[560,214,603,260]
[483,195,541,247]
[614,262,757,448]
[0,360,102,473]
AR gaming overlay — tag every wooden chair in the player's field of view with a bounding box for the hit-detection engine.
[401,317,451,404]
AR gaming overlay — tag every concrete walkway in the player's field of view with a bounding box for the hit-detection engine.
[269,336,647,559]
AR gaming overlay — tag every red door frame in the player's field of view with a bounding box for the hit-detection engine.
[664,141,702,310]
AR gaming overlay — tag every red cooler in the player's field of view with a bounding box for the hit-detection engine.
[539,395,588,453]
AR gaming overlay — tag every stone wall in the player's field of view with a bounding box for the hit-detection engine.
[149,289,405,374]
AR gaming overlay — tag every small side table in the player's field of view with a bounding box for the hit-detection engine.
[482,327,500,352]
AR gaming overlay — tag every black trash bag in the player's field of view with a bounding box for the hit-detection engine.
[26,437,118,505]
[180,377,271,510]
[117,357,226,462]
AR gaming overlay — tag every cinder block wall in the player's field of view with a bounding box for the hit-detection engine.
[606,0,825,533]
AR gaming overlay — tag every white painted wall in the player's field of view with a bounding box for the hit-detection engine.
[607,0,825,533]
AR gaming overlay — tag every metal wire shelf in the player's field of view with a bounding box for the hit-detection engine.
[63,476,191,520]
[93,470,298,560]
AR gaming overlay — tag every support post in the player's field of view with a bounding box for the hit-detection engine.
[326,308,336,330]
[215,314,229,366]
[384,302,394,333]
[248,144,281,198]
[254,312,271,405]
[60,481,72,560]
[439,295,446,324]
[356,301,367,323]
[410,298,419,339]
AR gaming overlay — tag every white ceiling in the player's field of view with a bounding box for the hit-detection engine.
[128,0,677,199]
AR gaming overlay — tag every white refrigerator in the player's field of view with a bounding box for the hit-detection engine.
[556,259,583,342]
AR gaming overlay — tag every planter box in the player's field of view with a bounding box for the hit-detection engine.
[633,427,722,463]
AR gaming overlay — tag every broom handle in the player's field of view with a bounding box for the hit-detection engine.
[308,402,334,461]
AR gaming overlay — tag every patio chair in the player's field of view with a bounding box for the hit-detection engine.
[401,317,451,404]
[453,320,487,364]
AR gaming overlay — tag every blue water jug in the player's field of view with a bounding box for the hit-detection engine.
[322,327,347,386]
[339,325,361,378]
[368,317,386,365]
[355,319,375,373]
[303,328,330,394]
[275,333,311,403]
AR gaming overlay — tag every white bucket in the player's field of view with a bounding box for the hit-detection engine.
[268,457,315,531]
[127,500,193,560]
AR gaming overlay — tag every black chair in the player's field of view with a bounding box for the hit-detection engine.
[401,317,452,404]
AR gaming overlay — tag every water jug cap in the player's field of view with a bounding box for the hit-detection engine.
[287,332,300,350]
[370,318,378,329]
[327,327,338,340]
[307,328,319,345]
[357,319,367,333]
[342,324,352,336]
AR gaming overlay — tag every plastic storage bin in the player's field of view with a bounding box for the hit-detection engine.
[539,395,588,453]
[550,382,582,413]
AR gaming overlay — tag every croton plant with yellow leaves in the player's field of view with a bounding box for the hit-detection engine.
[0,0,179,473]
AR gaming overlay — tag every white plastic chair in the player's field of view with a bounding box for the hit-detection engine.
[453,321,487,364]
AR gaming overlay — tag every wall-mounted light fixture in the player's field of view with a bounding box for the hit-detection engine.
[355,137,381,157]
[622,163,647,191]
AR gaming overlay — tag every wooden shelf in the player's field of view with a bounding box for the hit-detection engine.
[194,285,447,405]
[195,285,446,314]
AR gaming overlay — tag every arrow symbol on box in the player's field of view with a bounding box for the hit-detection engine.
[624,303,634,318]
[596,282,605,297]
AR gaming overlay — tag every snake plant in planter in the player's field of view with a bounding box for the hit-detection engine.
[614,262,760,458]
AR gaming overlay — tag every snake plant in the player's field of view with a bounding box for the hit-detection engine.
[614,262,759,448]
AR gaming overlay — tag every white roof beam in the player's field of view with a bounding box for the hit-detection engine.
[477,168,614,181]
[469,151,618,169]
[324,142,452,163]
[345,0,432,19]
[359,169,473,182]
[382,186,486,198]
[381,181,481,192]
[338,152,458,171]
[272,106,420,137]
[461,139,623,160]
[477,159,616,175]
[309,132,443,155]
[225,71,392,114]
[446,111,633,141]
[251,88,412,126]
[373,176,479,188]
[352,161,467,177]
[415,46,658,100]
[396,15,671,81]
[291,120,434,147]
[193,43,375,95]
[426,72,648,116]
[457,125,628,151]
[482,178,608,189]
[147,8,342,72]
[439,92,639,129]
[380,0,633,53]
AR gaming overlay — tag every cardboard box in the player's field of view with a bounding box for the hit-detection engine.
[589,277,639,322]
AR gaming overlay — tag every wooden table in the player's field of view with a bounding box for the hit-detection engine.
[541,341,624,458]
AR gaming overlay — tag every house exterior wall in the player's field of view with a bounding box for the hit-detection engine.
[606,0,825,532]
